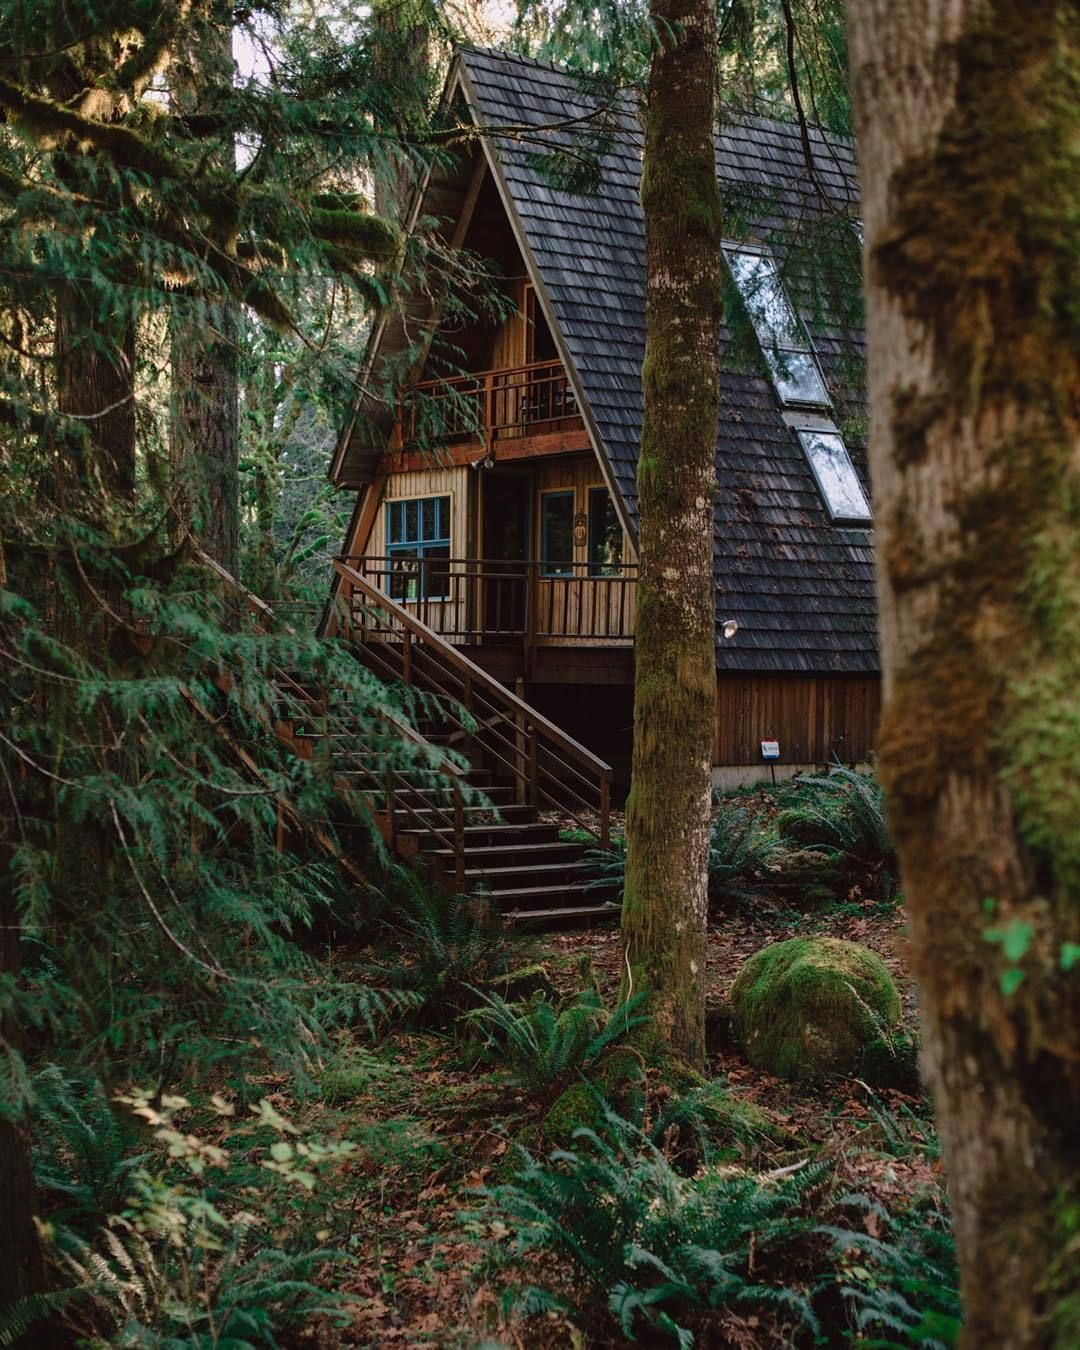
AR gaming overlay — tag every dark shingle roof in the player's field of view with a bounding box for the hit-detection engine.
[458,48,877,676]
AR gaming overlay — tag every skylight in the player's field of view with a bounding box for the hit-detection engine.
[724,248,830,407]
[797,429,872,525]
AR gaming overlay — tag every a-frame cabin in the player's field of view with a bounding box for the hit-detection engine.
[323,49,879,912]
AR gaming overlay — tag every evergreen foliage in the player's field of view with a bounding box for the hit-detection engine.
[462,985,651,1097]
[479,1106,823,1345]
[776,765,898,898]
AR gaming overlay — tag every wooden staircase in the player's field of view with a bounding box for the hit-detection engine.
[328,559,620,922]
[193,550,619,923]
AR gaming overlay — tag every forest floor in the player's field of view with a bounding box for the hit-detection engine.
[277,890,944,1349]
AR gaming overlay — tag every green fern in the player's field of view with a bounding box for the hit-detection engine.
[462,986,652,1097]
[776,764,897,898]
[479,1105,823,1344]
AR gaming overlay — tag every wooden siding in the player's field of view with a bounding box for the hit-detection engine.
[531,457,636,646]
[364,465,473,639]
[714,674,881,766]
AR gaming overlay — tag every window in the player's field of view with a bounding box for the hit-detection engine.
[588,487,623,575]
[797,430,871,524]
[725,248,830,407]
[385,494,451,600]
[540,490,574,577]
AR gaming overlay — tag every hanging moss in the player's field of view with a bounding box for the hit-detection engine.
[730,937,903,1082]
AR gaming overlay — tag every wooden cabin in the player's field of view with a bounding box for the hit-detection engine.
[327,48,879,792]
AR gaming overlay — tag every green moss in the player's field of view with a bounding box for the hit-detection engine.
[538,1047,645,1144]
[730,937,903,1082]
[489,964,555,1004]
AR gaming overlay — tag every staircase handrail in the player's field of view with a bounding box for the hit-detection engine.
[333,558,613,847]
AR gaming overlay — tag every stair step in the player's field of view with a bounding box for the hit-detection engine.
[464,861,595,881]
[483,881,617,903]
[394,803,536,824]
[502,902,620,925]
[427,841,586,866]
[398,821,560,847]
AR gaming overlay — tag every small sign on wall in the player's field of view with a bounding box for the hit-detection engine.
[760,740,780,761]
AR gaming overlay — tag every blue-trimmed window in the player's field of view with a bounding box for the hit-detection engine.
[539,490,574,577]
[385,494,451,600]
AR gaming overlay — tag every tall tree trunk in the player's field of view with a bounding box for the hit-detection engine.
[371,0,430,224]
[850,3,1080,1344]
[169,5,239,574]
[55,292,136,499]
[621,0,722,1067]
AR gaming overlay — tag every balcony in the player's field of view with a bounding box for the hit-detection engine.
[394,358,583,450]
[339,555,637,650]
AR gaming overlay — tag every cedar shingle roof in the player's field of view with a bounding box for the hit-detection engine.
[458,48,878,676]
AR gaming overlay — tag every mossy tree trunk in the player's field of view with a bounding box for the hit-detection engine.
[850,3,1080,1343]
[169,4,239,575]
[621,0,722,1068]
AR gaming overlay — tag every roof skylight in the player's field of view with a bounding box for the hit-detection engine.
[724,248,830,408]
[797,429,872,525]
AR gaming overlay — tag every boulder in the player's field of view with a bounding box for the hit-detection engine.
[730,937,903,1082]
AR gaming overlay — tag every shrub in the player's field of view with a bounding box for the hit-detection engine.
[373,869,523,1025]
[776,765,897,899]
[478,1106,823,1345]
[825,1193,961,1347]
[586,801,783,911]
[28,1092,355,1348]
[730,937,904,1082]
[707,799,785,907]
[462,986,651,1099]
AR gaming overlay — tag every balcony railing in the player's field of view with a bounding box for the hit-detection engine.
[395,359,581,449]
[338,555,637,647]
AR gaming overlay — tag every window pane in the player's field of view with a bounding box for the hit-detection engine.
[588,488,622,575]
[386,501,402,545]
[421,544,451,600]
[388,550,420,601]
[798,430,872,523]
[726,248,830,407]
[541,493,574,576]
[763,348,829,406]
[421,497,438,541]
[404,499,419,543]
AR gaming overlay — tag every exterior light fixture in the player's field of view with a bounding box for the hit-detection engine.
[722,618,739,640]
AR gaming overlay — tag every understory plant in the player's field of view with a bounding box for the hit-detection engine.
[19,1091,356,1348]
[478,1106,823,1346]
[373,869,524,1025]
[462,986,652,1098]
[776,765,897,899]
[586,798,783,910]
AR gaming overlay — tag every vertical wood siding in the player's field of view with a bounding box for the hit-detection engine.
[532,457,636,645]
[714,674,881,765]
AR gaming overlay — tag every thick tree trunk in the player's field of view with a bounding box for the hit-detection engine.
[169,5,239,574]
[371,0,430,224]
[621,0,722,1067]
[55,292,136,498]
[850,3,1080,1344]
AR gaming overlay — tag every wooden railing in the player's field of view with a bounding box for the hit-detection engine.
[334,559,613,848]
[194,549,473,888]
[396,359,581,448]
[339,555,637,647]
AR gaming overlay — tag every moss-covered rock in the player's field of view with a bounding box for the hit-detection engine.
[730,937,903,1082]
[536,1046,646,1144]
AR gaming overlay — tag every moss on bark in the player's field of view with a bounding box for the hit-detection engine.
[621,0,722,1070]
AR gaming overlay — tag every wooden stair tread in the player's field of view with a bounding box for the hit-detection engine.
[503,903,620,923]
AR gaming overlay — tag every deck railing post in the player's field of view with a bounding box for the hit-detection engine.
[524,561,538,675]
[599,772,611,850]
[385,761,397,851]
[402,629,412,685]
[453,781,466,893]
[527,728,539,813]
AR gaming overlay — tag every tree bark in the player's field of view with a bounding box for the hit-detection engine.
[621,0,722,1067]
[849,3,1080,1344]
[169,5,239,574]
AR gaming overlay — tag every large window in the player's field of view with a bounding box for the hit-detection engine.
[385,494,451,600]
[588,487,623,575]
[797,430,871,524]
[539,490,574,577]
[724,248,830,408]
